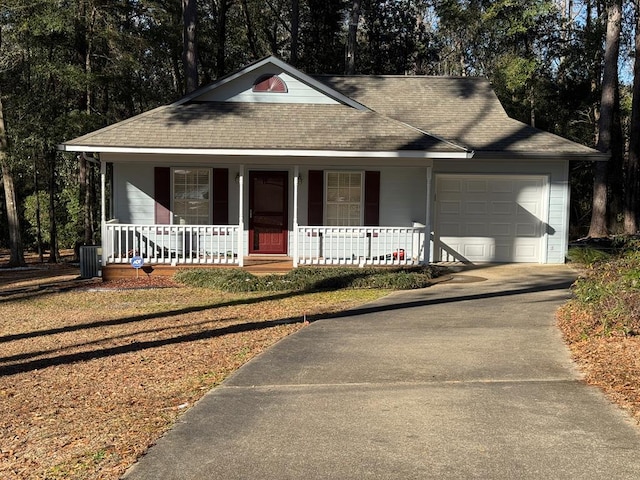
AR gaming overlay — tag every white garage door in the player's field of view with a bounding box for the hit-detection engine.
[435,175,547,263]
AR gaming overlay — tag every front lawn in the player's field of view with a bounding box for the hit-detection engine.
[0,281,393,479]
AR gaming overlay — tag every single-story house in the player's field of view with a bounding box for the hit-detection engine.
[59,56,606,272]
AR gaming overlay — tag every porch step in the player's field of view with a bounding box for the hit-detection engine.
[243,256,293,273]
[102,257,294,281]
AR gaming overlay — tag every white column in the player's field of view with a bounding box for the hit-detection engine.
[238,165,244,267]
[293,166,299,267]
[425,166,433,264]
[100,159,107,267]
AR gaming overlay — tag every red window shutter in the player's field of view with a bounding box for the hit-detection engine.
[364,171,380,226]
[154,167,171,224]
[212,168,229,224]
[308,170,324,225]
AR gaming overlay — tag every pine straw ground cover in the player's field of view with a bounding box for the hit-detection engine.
[557,252,640,424]
[0,275,390,480]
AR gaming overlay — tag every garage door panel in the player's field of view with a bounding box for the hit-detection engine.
[494,244,511,259]
[440,201,461,215]
[463,243,488,258]
[436,175,546,263]
[491,223,511,236]
[466,223,488,236]
[516,223,538,237]
[466,180,488,193]
[491,201,513,215]
[439,222,461,236]
[517,202,540,216]
[515,245,537,258]
[466,201,487,215]
[489,180,514,193]
[440,179,462,192]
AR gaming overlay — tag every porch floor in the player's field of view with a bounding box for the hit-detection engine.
[102,257,294,281]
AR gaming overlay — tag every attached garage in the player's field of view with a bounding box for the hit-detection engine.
[434,174,549,263]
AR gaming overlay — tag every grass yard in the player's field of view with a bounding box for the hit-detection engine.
[4,249,640,479]
[0,278,391,479]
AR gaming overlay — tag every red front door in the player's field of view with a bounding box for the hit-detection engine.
[249,171,288,254]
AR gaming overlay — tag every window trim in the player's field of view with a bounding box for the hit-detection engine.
[171,167,212,225]
[324,170,364,226]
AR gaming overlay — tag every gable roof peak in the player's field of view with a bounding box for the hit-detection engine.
[173,56,370,112]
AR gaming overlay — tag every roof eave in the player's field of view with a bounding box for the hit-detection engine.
[471,150,609,161]
[56,145,475,160]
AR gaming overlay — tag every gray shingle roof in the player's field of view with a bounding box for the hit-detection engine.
[61,57,603,159]
[316,75,601,157]
[63,102,467,153]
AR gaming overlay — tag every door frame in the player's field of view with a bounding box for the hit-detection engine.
[248,171,289,255]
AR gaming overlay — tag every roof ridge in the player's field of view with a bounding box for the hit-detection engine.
[314,74,488,80]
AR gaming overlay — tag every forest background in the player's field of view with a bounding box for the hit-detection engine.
[0,0,638,266]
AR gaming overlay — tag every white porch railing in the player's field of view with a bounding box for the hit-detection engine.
[295,226,425,267]
[104,224,240,265]
[103,224,426,268]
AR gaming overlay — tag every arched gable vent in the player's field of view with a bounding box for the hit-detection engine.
[252,74,288,93]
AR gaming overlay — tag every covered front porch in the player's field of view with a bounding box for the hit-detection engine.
[96,160,435,273]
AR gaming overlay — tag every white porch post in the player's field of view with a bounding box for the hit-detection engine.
[293,166,299,267]
[425,166,433,264]
[100,159,107,267]
[238,165,245,267]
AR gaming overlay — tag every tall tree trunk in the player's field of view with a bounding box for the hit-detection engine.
[607,84,624,231]
[34,154,44,262]
[0,91,26,267]
[47,150,59,263]
[345,0,361,74]
[241,0,260,58]
[79,154,92,246]
[85,3,96,114]
[290,0,299,66]
[588,0,622,238]
[215,0,228,78]
[182,0,198,93]
[625,0,640,234]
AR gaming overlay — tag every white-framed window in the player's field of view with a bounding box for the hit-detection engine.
[325,171,363,226]
[172,168,211,225]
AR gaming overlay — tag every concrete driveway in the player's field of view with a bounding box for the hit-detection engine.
[124,264,640,479]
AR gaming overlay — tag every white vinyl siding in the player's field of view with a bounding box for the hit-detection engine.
[112,163,155,224]
[194,66,340,105]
